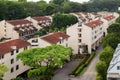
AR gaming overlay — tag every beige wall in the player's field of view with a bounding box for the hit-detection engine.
[67,23,80,54]
[0,46,30,80]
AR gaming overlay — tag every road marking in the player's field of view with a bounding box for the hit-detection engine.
[84,72,97,75]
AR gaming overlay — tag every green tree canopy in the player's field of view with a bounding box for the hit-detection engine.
[17,45,72,79]
[107,23,120,33]
[50,14,78,32]
[102,33,120,49]
[99,46,114,67]
[0,64,9,77]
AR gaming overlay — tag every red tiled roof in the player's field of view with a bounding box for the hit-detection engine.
[7,19,32,25]
[104,15,115,21]
[32,16,51,21]
[41,32,70,44]
[0,39,30,55]
[86,20,103,28]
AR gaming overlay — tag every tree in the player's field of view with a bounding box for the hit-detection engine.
[50,0,69,5]
[107,23,120,33]
[99,46,114,67]
[17,45,72,79]
[50,14,78,32]
[102,33,120,49]
[35,29,47,36]
[0,64,9,79]
[96,61,107,80]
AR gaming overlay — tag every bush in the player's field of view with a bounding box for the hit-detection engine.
[96,75,103,80]
[69,53,95,76]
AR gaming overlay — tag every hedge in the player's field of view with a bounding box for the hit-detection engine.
[69,53,95,76]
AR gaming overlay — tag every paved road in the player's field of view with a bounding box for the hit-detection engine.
[53,60,80,80]
[53,46,102,80]
[76,46,103,80]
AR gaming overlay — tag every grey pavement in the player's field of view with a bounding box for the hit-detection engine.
[76,46,102,80]
[53,60,80,80]
[53,46,102,80]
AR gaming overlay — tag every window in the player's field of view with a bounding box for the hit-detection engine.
[16,65,19,70]
[24,46,28,50]
[78,29,82,32]
[11,67,14,73]
[78,34,81,37]
[16,49,19,53]
[0,55,4,60]
[117,66,120,70]
[78,45,82,48]
[78,39,81,43]
[11,51,14,56]
[11,59,14,64]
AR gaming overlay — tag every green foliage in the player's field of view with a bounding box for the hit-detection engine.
[17,45,72,79]
[99,46,114,67]
[96,75,103,80]
[116,16,120,23]
[0,64,9,77]
[35,29,47,37]
[70,53,95,76]
[96,61,107,80]
[50,14,78,32]
[102,33,120,49]
[107,23,120,33]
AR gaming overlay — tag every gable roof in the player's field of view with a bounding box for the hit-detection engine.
[85,20,103,28]
[41,32,70,44]
[7,19,32,25]
[0,39,30,55]
[32,16,51,21]
[104,15,115,21]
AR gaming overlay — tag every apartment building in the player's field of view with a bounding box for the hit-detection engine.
[107,44,120,80]
[28,32,69,48]
[0,19,37,40]
[67,19,103,54]
[0,39,31,80]
[98,12,119,36]
[26,16,52,30]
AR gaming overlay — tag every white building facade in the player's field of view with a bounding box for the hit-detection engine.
[0,39,31,80]
[107,44,120,80]
[0,19,37,40]
[28,32,69,48]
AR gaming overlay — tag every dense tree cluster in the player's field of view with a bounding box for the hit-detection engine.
[50,14,78,32]
[102,17,120,49]
[17,45,72,79]
[96,46,114,80]
[96,17,120,80]
[0,0,120,20]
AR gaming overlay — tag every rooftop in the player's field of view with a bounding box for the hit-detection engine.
[85,20,103,28]
[0,39,30,55]
[7,19,32,25]
[32,16,51,21]
[104,15,115,21]
[41,32,70,44]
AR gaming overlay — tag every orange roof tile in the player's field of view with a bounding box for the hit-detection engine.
[0,39,30,55]
[86,20,103,28]
[7,19,32,25]
[104,15,115,21]
[32,16,51,21]
[41,32,70,44]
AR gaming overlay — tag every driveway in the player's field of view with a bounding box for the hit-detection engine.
[53,46,102,80]
[76,46,102,80]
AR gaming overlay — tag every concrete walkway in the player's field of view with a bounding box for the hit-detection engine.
[53,46,102,80]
